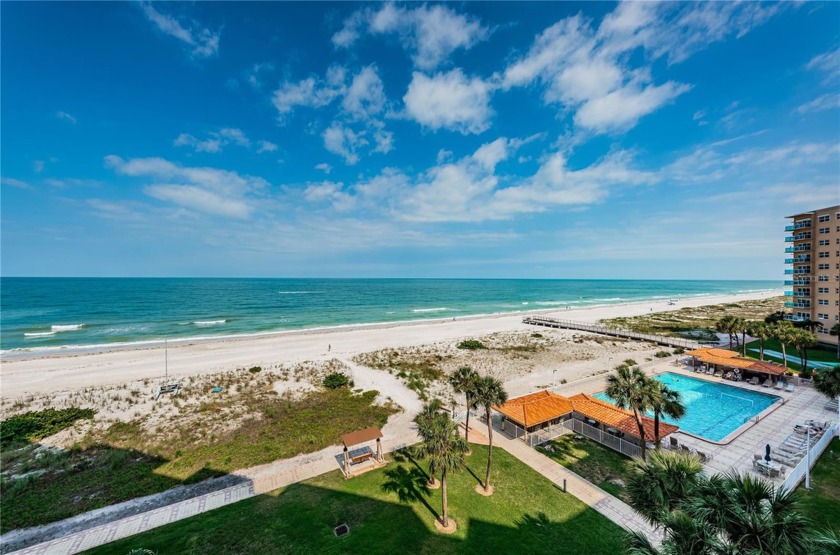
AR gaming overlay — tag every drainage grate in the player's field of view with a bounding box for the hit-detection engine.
[333,523,350,537]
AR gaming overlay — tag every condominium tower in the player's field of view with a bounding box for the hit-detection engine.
[785,204,840,347]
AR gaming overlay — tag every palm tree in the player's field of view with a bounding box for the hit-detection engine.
[813,366,840,425]
[413,400,467,530]
[715,316,737,350]
[413,398,445,487]
[606,365,655,461]
[830,323,840,360]
[732,316,747,354]
[625,450,840,555]
[772,321,796,367]
[747,321,771,360]
[650,383,686,450]
[790,328,818,374]
[448,366,479,448]
[473,375,508,495]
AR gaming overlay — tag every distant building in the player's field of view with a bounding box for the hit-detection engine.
[785,204,840,347]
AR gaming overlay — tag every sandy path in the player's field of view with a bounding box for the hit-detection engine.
[0,290,780,399]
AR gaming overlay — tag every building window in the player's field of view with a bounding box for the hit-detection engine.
[819,300,829,305]
[818,215,830,222]
[818,264,829,270]
[819,227,830,234]
[819,239,830,246]
[819,275,829,281]
[819,251,830,258]
[818,313,829,320]
[818,287,829,293]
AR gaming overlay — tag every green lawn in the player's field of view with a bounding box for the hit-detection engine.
[744,338,839,372]
[1,388,396,533]
[84,445,627,555]
[798,438,840,535]
[536,435,633,501]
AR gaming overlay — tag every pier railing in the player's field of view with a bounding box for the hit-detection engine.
[522,317,702,350]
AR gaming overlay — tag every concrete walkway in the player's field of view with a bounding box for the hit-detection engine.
[493,433,661,544]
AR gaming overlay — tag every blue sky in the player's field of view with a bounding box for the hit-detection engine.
[2,1,838,279]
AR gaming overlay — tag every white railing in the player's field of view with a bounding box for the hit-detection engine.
[780,423,838,491]
[521,317,702,350]
[563,419,642,459]
[526,421,573,447]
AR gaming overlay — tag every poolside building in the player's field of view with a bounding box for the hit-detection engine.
[494,390,678,454]
[686,347,789,383]
[785,204,840,348]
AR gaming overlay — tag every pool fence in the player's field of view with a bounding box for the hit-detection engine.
[780,422,838,492]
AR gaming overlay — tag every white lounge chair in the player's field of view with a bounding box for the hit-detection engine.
[748,377,760,386]
[774,381,785,390]
[760,379,771,387]
[785,383,795,393]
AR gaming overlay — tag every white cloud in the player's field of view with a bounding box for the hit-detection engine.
[246,62,275,89]
[174,128,255,153]
[140,2,219,58]
[323,123,364,165]
[33,160,46,173]
[105,155,268,218]
[806,48,840,74]
[1,177,33,190]
[315,163,332,174]
[342,66,386,119]
[256,140,278,154]
[303,181,355,211]
[796,93,840,114]
[272,75,344,118]
[56,111,77,124]
[575,81,691,132]
[403,69,494,134]
[333,3,489,70]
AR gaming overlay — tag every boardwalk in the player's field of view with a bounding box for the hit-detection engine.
[523,316,701,350]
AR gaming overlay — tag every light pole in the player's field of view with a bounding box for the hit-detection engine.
[805,426,812,490]
[553,369,557,389]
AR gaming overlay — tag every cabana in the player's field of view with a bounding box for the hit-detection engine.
[567,394,679,447]
[340,427,385,477]
[493,390,574,440]
[686,347,789,383]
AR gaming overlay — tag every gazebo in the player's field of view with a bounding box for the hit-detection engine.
[340,426,385,477]
[686,347,789,383]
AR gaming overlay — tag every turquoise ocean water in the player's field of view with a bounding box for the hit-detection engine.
[0,278,780,354]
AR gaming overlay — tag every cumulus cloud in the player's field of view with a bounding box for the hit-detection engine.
[256,140,278,153]
[174,128,250,153]
[342,66,386,119]
[323,123,365,165]
[403,69,494,134]
[105,155,268,218]
[575,81,692,132]
[140,1,219,58]
[303,181,355,211]
[315,163,333,174]
[333,3,489,69]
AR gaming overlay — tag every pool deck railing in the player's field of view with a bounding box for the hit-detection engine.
[522,317,702,350]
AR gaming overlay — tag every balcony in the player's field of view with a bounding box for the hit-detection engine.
[794,256,811,263]
[784,301,811,309]
[785,225,794,232]
[785,314,806,322]
[784,269,794,275]
[795,245,811,252]
[785,247,795,253]
[794,221,812,229]
[793,292,811,297]
[793,233,812,241]
[784,280,794,285]
[785,258,794,264]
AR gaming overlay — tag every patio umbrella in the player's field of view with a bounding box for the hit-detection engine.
[765,444,771,463]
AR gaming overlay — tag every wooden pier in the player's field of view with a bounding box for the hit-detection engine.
[522,316,702,350]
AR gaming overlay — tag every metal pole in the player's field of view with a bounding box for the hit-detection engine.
[805,427,811,490]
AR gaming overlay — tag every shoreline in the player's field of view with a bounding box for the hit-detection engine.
[0,289,782,399]
[1,288,781,361]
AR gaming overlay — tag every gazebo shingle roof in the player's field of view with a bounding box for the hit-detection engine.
[568,394,679,440]
[686,347,788,375]
[493,390,573,428]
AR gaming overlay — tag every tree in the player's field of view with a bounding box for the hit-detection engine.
[732,316,747,354]
[764,311,787,325]
[448,366,479,449]
[772,321,796,368]
[606,365,655,461]
[413,398,445,487]
[830,323,840,360]
[650,383,686,450]
[412,400,467,530]
[747,321,771,360]
[794,318,823,334]
[625,451,840,555]
[790,329,819,375]
[473,375,508,495]
[715,316,738,350]
[813,366,840,425]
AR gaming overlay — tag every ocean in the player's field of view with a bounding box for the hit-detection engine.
[0,278,780,353]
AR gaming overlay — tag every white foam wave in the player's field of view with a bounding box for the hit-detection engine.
[194,319,227,326]
[52,324,84,332]
[24,331,56,337]
[534,301,566,306]
[412,307,449,313]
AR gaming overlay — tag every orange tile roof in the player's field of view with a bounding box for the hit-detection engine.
[687,347,788,375]
[568,394,679,440]
[493,390,573,428]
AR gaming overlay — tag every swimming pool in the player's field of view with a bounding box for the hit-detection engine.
[593,372,781,442]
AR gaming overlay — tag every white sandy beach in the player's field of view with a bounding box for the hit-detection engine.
[0,290,781,399]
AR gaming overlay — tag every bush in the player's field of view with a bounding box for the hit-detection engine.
[457,339,486,350]
[530,332,543,338]
[248,366,262,374]
[673,347,685,355]
[323,372,352,389]
[654,351,671,358]
[1,408,95,448]
[623,359,637,366]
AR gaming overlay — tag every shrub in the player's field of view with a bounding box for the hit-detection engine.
[323,372,352,389]
[673,347,685,354]
[1,408,95,448]
[654,351,671,358]
[530,332,543,338]
[457,339,486,350]
[623,359,637,366]
[248,366,262,374]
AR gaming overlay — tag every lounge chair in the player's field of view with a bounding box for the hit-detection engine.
[706,368,715,375]
[825,400,839,411]
[748,377,760,386]
[774,381,785,390]
[760,379,770,388]
[753,454,762,461]
[696,451,710,462]
[713,371,722,378]
[670,437,679,450]
[785,383,795,393]
[723,371,733,380]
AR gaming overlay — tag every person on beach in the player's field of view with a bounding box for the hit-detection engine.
[328,344,331,352]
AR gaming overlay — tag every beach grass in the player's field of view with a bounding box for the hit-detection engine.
[0,387,396,532]
[599,296,785,339]
[83,445,626,555]
[536,435,633,501]
[798,438,840,535]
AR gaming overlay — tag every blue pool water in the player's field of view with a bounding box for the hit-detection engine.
[594,372,781,442]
